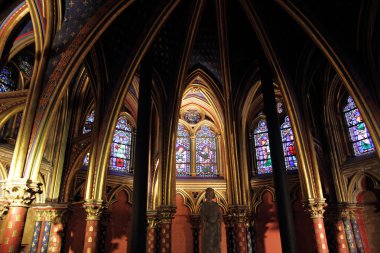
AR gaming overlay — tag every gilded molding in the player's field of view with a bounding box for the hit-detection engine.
[303,198,327,219]
[3,179,42,207]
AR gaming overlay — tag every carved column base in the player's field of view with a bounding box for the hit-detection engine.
[304,199,329,253]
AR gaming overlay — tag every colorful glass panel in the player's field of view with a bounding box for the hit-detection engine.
[82,152,90,168]
[195,125,218,176]
[82,110,95,134]
[17,55,33,77]
[175,124,191,176]
[344,96,375,156]
[0,67,15,92]
[109,115,133,174]
[281,116,298,171]
[253,120,272,174]
[183,109,201,124]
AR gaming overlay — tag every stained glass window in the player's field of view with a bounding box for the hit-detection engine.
[175,124,191,176]
[0,67,15,92]
[17,55,33,77]
[82,152,90,169]
[280,116,298,171]
[343,96,375,156]
[183,109,201,124]
[83,110,95,134]
[253,120,272,174]
[196,125,218,176]
[109,115,133,174]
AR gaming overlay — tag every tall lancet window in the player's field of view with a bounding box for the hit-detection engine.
[196,125,218,176]
[175,123,191,176]
[109,115,133,174]
[83,110,95,134]
[254,119,272,174]
[343,96,375,156]
[280,116,298,171]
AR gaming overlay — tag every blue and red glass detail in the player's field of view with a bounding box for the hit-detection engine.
[344,96,375,156]
[254,117,298,175]
[109,116,133,174]
[196,125,218,176]
[0,67,15,92]
[175,124,191,176]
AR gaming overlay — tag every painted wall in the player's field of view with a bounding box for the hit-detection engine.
[105,190,132,253]
[255,190,315,253]
[172,194,193,253]
[255,191,282,253]
[64,203,86,253]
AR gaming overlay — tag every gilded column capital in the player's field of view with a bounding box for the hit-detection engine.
[3,179,42,207]
[147,211,158,228]
[228,205,248,224]
[83,201,104,221]
[158,205,176,224]
[303,198,327,219]
[33,204,69,222]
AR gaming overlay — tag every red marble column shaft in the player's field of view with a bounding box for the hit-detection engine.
[83,220,99,253]
[312,217,329,253]
[48,221,64,253]
[334,219,349,253]
[0,206,28,253]
[160,223,171,253]
[235,222,248,253]
[147,226,156,253]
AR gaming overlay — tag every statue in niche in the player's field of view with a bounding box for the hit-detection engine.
[200,187,221,253]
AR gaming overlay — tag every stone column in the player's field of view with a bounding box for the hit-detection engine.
[223,214,235,253]
[97,210,110,253]
[157,206,176,253]
[147,212,157,253]
[228,205,248,253]
[190,136,196,176]
[47,206,69,253]
[325,205,349,253]
[260,57,298,253]
[348,207,364,253]
[40,217,52,253]
[0,179,41,253]
[215,135,222,177]
[30,209,44,253]
[340,207,357,253]
[190,215,201,253]
[246,212,256,253]
[83,202,103,253]
[130,52,152,252]
[304,199,329,253]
